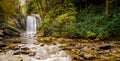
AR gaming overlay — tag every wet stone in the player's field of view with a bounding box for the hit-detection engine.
[91,47,96,50]
[94,38,100,41]
[68,43,75,46]
[78,57,84,61]
[0,43,7,47]
[36,57,41,60]
[40,44,44,46]
[104,53,112,57]
[116,58,120,60]
[0,37,3,40]
[20,50,30,55]
[61,48,67,50]
[57,38,65,41]
[83,53,94,59]
[110,49,117,53]
[71,56,78,60]
[13,51,21,55]
[21,47,30,50]
[71,49,77,52]
[0,50,2,52]
[12,41,21,43]
[33,42,39,45]
[8,44,20,50]
[79,52,86,57]
[65,39,73,42]
[98,51,104,54]
[99,44,111,50]
[28,51,36,56]
[52,42,57,45]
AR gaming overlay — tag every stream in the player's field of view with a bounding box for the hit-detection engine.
[0,37,71,61]
[0,37,120,61]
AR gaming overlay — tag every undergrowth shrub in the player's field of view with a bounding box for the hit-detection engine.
[77,5,120,39]
[43,4,120,39]
[43,4,79,38]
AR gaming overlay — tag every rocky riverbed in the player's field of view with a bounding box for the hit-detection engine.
[37,37,120,61]
[0,37,71,61]
[0,37,120,61]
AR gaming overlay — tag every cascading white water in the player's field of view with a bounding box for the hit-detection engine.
[26,16,37,37]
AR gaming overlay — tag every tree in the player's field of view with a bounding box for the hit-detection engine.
[0,0,19,20]
[105,0,117,15]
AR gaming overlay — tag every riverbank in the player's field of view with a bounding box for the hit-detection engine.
[0,37,120,61]
[38,37,120,61]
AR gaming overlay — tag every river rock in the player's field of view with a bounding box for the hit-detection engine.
[28,51,36,56]
[13,50,31,55]
[57,38,65,41]
[12,40,21,43]
[0,50,2,52]
[0,37,3,40]
[99,44,111,50]
[8,44,20,50]
[65,39,73,42]
[21,47,30,50]
[45,37,52,41]
[40,44,44,46]
[0,30,3,35]
[0,43,7,47]
[33,42,39,45]
[52,42,57,45]
[79,52,86,57]
[20,50,30,54]
[13,51,21,55]
[110,49,117,53]
[83,53,94,59]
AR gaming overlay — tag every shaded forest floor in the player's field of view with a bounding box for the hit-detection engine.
[0,37,120,61]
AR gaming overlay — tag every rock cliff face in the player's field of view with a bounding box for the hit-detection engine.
[0,23,20,38]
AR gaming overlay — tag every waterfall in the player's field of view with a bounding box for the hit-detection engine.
[26,16,37,37]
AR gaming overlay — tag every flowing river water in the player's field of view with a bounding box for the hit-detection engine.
[1,37,120,61]
[0,37,71,61]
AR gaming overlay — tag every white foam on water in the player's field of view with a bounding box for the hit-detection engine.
[17,43,71,61]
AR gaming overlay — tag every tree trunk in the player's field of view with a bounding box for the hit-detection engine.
[106,0,109,15]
